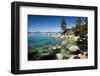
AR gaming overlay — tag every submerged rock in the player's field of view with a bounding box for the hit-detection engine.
[61,41,67,45]
[52,47,56,50]
[57,46,61,49]
[42,46,49,50]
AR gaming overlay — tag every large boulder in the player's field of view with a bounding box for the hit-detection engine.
[69,46,79,52]
[68,46,81,55]
[56,53,63,60]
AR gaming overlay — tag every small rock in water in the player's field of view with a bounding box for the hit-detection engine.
[52,47,56,50]
[57,46,61,49]
[61,41,66,45]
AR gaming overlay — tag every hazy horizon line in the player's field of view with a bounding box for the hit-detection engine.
[28,31,61,33]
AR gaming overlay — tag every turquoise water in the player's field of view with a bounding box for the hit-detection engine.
[28,32,62,53]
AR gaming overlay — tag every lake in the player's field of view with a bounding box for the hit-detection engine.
[28,32,62,53]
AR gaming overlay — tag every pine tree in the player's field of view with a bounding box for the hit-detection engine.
[61,18,67,32]
[73,17,82,36]
[76,17,82,29]
[84,18,88,25]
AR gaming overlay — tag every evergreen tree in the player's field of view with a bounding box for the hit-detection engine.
[61,18,67,32]
[72,17,82,36]
[84,18,88,25]
[76,17,82,29]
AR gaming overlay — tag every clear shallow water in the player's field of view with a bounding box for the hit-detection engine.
[28,32,62,53]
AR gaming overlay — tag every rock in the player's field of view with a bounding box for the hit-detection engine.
[69,55,80,59]
[42,46,49,50]
[61,41,66,45]
[69,46,79,52]
[52,46,61,53]
[68,55,77,59]
[74,56,80,59]
[84,52,88,57]
[52,47,56,50]
[68,46,82,55]
[57,46,61,49]
[78,54,85,59]
[56,53,63,60]
[78,52,88,59]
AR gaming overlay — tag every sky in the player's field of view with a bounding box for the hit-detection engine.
[28,15,87,32]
